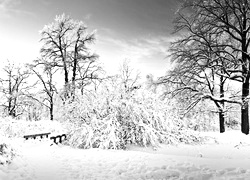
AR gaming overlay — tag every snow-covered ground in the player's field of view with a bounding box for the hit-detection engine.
[1,130,250,180]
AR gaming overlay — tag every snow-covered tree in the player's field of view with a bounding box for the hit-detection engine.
[40,14,102,100]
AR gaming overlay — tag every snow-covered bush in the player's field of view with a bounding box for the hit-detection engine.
[0,137,16,165]
[225,118,240,130]
[59,80,203,149]
[183,110,218,132]
[225,106,240,130]
[181,101,241,132]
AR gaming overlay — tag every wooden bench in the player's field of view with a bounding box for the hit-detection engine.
[23,132,67,145]
[50,134,67,144]
[23,133,51,140]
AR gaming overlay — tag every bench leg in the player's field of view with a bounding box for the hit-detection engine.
[52,137,57,144]
[49,135,67,145]
[62,134,67,140]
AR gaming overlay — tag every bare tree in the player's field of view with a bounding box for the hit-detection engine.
[40,14,98,100]
[161,44,240,132]
[28,58,58,120]
[0,61,32,118]
[120,60,141,94]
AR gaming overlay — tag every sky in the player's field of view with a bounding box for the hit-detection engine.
[0,0,182,78]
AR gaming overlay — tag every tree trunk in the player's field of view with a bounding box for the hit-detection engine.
[241,30,249,134]
[72,47,78,85]
[241,76,249,134]
[50,105,53,121]
[219,110,225,133]
[50,97,54,120]
[219,75,225,133]
[8,99,12,116]
[71,55,77,99]
[62,48,70,100]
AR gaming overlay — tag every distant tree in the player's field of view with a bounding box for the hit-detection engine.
[40,14,101,100]
[119,60,141,94]
[28,58,58,120]
[0,61,32,118]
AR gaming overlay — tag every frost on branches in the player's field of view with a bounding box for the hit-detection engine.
[59,80,202,150]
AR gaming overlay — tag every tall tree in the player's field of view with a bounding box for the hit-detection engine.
[161,39,240,132]
[40,14,99,100]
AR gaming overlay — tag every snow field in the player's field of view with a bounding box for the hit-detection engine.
[1,130,250,180]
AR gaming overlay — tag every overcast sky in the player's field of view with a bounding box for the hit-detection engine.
[0,0,182,78]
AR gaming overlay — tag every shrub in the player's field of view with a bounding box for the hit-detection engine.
[60,84,203,149]
[0,137,16,165]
